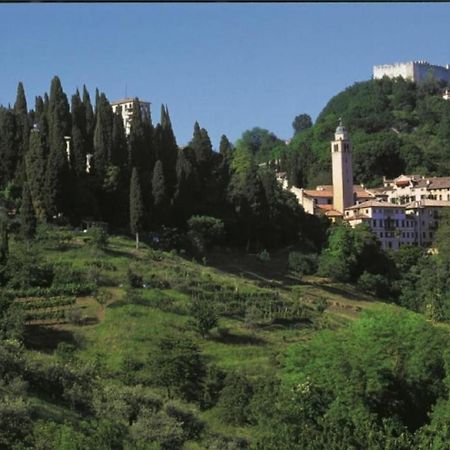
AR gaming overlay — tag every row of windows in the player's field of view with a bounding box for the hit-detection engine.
[372,219,414,228]
[377,231,433,240]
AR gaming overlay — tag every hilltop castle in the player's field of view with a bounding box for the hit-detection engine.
[373,61,450,83]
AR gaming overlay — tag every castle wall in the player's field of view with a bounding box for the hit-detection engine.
[373,61,450,83]
[373,62,414,81]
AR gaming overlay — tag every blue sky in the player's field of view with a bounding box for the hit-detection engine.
[1,3,450,148]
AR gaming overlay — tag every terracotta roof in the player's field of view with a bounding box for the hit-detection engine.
[317,204,334,211]
[303,185,374,199]
[346,200,402,210]
[303,189,333,198]
[325,210,343,217]
[415,177,450,189]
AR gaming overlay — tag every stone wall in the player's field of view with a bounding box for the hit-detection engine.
[373,61,450,83]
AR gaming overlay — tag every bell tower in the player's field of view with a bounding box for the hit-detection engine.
[331,118,354,214]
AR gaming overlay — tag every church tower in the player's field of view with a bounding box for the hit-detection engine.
[331,119,354,214]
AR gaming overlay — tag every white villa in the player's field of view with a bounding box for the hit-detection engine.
[111,97,151,136]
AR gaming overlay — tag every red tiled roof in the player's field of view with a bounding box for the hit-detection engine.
[303,189,333,198]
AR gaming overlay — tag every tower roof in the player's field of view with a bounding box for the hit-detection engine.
[335,117,347,134]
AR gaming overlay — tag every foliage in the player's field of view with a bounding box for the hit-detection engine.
[284,307,447,432]
[87,226,109,250]
[217,372,254,425]
[190,295,218,337]
[148,334,206,401]
[288,252,318,276]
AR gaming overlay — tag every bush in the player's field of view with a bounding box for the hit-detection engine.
[187,216,225,254]
[258,249,270,263]
[52,262,86,286]
[87,226,108,250]
[127,268,143,288]
[5,244,53,289]
[288,252,318,276]
[164,401,205,440]
[357,271,392,298]
[216,373,254,425]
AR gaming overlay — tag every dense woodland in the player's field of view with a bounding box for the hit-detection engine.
[1,75,450,449]
[0,77,325,252]
[258,76,450,188]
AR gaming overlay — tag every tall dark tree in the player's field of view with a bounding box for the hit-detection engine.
[292,113,313,135]
[0,108,17,187]
[82,85,95,157]
[0,216,8,265]
[20,183,36,240]
[70,90,87,176]
[151,160,168,226]
[25,126,47,221]
[45,77,70,219]
[155,105,177,198]
[111,107,128,169]
[13,82,30,184]
[129,168,145,249]
[190,121,213,177]
[92,93,113,183]
[173,147,199,225]
[219,134,233,161]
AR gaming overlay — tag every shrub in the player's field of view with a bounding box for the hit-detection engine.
[216,373,254,425]
[258,249,271,263]
[87,226,109,250]
[187,216,225,255]
[127,268,143,288]
[288,252,318,276]
[164,401,205,440]
[357,271,392,298]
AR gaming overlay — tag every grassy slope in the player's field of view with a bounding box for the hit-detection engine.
[26,231,389,445]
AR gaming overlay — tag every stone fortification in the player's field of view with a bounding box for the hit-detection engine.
[373,61,450,83]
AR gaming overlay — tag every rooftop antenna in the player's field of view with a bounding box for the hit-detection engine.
[125,83,127,99]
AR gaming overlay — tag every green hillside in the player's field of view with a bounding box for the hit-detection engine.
[284,76,450,188]
[0,226,395,449]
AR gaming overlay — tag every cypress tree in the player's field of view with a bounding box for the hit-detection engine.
[92,93,113,182]
[173,147,199,225]
[14,82,30,183]
[130,168,145,249]
[48,76,71,136]
[45,77,70,219]
[34,96,50,159]
[25,126,47,221]
[190,121,213,176]
[151,160,168,226]
[71,90,87,176]
[111,107,128,169]
[0,108,17,187]
[155,105,178,198]
[219,134,233,161]
[0,216,8,265]
[20,182,37,240]
[82,85,95,157]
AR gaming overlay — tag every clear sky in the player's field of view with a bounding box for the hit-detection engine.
[1,3,450,148]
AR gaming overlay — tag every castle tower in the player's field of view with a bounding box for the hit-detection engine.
[331,119,354,214]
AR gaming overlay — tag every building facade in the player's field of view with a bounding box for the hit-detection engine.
[280,122,450,250]
[373,61,450,83]
[111,98,151,135]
